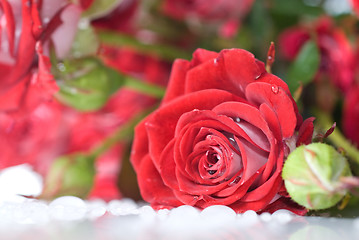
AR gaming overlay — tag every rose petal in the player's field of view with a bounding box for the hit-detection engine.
[190,48,219,67]
[212,101,273,152]
[145,89,240,170]
[245,82,297,139]
[137,154,183,207]
[131,119,150,172]
[220,48,264,92]
[162,59,190,104]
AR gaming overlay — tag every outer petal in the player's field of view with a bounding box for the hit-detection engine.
[162,59,190,104]
[131,119,150,172]
[246,82,297,139]
[220,48,263,95]
[137,154,183,207]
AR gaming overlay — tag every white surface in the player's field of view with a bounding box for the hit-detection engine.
[0,165,358,240]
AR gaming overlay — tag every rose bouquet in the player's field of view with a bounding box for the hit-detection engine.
[0,0,359,218]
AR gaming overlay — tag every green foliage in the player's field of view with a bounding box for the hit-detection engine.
[82,0,123,19]
[55,58,124,111]
[41,154,96,199]
[70,20,100,58]
[287,40,320,93]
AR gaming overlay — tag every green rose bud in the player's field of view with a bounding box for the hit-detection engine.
[40,154,95,200]
[282,143,352,210]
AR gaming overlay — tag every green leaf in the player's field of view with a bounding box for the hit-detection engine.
[55,58,124,111]
[123,76,165,99]
[82,0,123,19]
[97,30,191,61]
[40,154,96,199]
[287,40,320,93]
[282,143,352,210]
[271,0,323,16]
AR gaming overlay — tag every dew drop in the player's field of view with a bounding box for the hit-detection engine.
[271,85,279,94]
[208,170,217,175]
[234,117,241,122]
[254,73,261,80]
[78,19,90,30]
[43,18,50,24]
[57,62,66,72]
[228,176,240,186]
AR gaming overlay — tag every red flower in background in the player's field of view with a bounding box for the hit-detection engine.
[161,0,254,38]
[0,101,68,171]
[92,0,139,34]
[0,0,171,201]
[351,0,359,16]
[343,85,359,147]
[131,48,313,214]
[279,17,355,93]
[0,0,81,113]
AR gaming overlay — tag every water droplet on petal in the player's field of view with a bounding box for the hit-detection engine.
[208,170,217,175]
[43,18,50,24]
[234,117,241,122]
[228,176,241,186]
[271,85,279,94]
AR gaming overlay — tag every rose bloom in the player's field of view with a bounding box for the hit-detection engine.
[0,101,68,170]
[279,17,355,93]
[342,85,359,147]
[131,48,314,214]
[0,0,81,112]
[161,0,254,38]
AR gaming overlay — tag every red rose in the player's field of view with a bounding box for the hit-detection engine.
[342,85,359,147]
[0,0,81,112]
[92,0,139,34]
[279,17,355,93]
[0,101,68,171]
[161,0,254,38]
[131,48,313,214]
